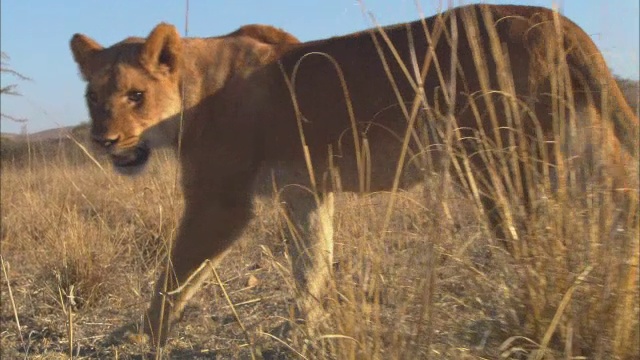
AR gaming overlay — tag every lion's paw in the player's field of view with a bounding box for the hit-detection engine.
[103,322,146,346]
[124,331,150,345]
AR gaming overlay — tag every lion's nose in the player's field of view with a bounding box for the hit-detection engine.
[92,133,120,149]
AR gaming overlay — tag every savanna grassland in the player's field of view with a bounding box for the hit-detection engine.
[1,37,639,360]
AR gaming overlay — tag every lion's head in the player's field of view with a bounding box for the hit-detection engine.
[70,23,183,175]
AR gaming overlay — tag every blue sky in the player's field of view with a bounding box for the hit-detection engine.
[1,0,638,134]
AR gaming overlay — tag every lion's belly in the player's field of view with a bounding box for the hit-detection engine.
[255,126,428,197]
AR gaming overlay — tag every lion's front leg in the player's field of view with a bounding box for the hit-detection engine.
[142,187,254,347]
[280,188,335,332]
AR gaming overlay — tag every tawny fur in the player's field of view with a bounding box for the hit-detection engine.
[70,4,638,347]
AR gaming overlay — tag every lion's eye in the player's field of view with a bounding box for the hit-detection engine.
[127,90,144,104]
[86,91,98,104]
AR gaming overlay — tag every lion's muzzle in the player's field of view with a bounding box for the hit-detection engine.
[109,146,151,175]
[91,132,151,175]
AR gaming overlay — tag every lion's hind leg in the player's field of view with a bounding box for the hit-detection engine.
[279,187,336,333]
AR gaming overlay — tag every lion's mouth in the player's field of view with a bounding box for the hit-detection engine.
[110,146,151,174]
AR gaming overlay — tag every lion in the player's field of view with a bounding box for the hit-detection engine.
[70,4,638,347]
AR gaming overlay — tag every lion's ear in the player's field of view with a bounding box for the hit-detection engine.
[140,23,182,76]
[70,34,103,80]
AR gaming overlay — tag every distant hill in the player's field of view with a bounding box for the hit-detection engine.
[1,125,78,142]
[616,76,640,114]
[1,123,91,166]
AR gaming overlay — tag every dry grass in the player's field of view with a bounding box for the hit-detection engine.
[1,148,516,359]
[1,129,637,359]
[2,6,639,360]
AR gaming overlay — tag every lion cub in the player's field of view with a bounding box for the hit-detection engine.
[71,4,637,347]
